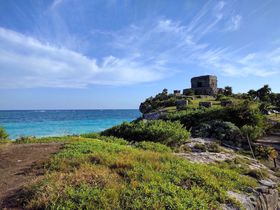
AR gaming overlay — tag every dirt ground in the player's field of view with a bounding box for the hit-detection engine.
[0,143,63,210]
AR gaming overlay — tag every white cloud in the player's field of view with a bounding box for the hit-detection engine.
[226,15,242,31]
[110,16,279,79]
[239,53,256,64]
[215,1,226,11]
[50,0,64,9]
[196,49,278,77]
[156,19,184,33]
[0,27,167,88]
[0,0,278,90]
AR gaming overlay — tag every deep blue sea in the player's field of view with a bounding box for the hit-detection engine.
[0,110,141,139]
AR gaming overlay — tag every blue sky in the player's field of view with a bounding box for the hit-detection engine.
[0,0,280,109]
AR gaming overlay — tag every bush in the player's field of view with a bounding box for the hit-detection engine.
[191,123,212,138]
[192,120,241,141]
[134,141,172,153]
[101,120,190,147]
[244,169,268,180]
[15,136,36,144]
[193,143,207,152]
[241,125,264,141]
[216,94,230,101]
[207,142,222,153]
[254,145,275,159]
[166,101,266,130]
[0,127,9,140]
[177,144,192,153]
[184,89,195,96]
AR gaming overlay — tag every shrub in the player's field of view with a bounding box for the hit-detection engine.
[254,145,275,159]
[184,89,195,96]
[166,101,266,130]
[0,127,9,140]
[224,86,233,96]
[207,142,222,153]
[216,94,230,101]
[192,123,212,138]
[177,144,192,153]
[192,120,241,141]
[81,133,128,145]
[193,143,207,152]
[101,120,190,147]
[244,169,268,180]
[134,141,172,153]
[15,136,37,144]
[241,125,264,141]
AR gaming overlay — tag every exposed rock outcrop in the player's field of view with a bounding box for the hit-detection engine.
[178,138,280,210]
[224,180,279,210]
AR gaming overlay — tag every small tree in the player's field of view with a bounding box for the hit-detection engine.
[248,89,257,100]
[257,85,271,102]
[259,102,270,114]
[0,127,9,140]
[241,125,258,160]
[162,88,168,95]
[268,149,278,168]
[184,89,194,96]
[224,86,232,96]
[241,125,263,142]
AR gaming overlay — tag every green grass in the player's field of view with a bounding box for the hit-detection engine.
[161,106,177,112]
[0,139,12,144]
[20,138,257,210]
[213,157,269,180]
[268,113,280,122]
[14,136,84,144]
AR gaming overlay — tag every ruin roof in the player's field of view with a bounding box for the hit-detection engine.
[191,75,217,81]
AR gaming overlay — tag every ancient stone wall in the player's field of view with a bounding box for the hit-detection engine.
[190,75,218,96]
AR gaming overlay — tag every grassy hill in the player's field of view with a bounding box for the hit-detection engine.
[4,136,258,209]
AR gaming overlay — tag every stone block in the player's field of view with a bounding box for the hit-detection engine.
[199,101,212,108]
[221,100,233,107]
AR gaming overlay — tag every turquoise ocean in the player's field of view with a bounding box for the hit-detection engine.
[0,110,141,139]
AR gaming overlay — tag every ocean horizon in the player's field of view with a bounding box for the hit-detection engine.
[0,109,141,139]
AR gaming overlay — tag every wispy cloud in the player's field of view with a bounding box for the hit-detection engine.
[108,8,278,79]
[0,0,278,89]
[0,27,167,88]
[50,0,64,9]
[225,15,242,31]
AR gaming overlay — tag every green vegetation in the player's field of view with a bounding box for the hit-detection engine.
[101,120,190,147]
[14,136,81,144]
[20,138,256,209]
[81,133,129,145]
[3,84,280,209]
[0,127,9,141]
[166,101,266,129]
[224,86,233,96]
[192,120,241,141]
[207,142,222,153]
[240,125,264,141]
[139,89,189,114]
[215,157,269,180]
[247,85,280,105]
[193,143,207,152]
[134,141,172,153]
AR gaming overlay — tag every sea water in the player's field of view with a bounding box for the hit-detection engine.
[0,110,141,139]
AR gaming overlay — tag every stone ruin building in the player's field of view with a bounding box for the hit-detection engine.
[183,75,222,96]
